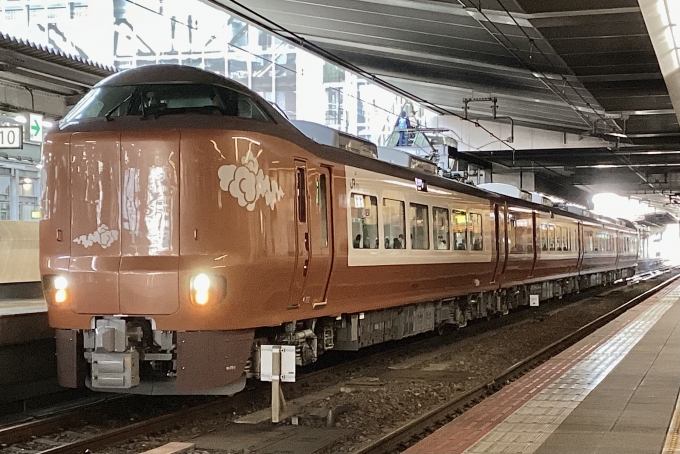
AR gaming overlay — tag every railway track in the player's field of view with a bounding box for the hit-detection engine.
[355,268,680,454]
[1,267,675,454]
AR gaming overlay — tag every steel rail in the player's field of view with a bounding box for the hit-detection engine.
[355,271,680,454]
[0,395,130,446]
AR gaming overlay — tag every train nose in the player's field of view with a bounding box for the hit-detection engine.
[68,130,180,315]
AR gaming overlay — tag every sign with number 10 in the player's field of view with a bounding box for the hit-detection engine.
[0,126,23,149]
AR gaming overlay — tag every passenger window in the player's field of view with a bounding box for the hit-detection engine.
[296,168,306,223]
[350,193,378,249]
[433,207,450,250]
[409,203,430,250]
[567,228,572,251]
[469,212,483,251]
[318,175,328,248]
[451,210,467,250]
[540,223,548,251]
[556,226,562,251]
[383,198,406,249]
[548,224,556,251]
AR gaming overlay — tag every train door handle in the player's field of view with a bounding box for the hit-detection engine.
[303,259,309,276]
[56,229,63,242]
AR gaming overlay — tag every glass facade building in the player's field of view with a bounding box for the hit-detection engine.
[0,0,423,142]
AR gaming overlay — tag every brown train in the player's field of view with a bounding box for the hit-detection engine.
[40,65,638,395]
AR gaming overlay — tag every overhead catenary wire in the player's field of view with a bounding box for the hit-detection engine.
[123,0,597,191]
[209,0,519,153]
[467,12,591,127]
[122,0,415,139]
[488,0,656,191]
[488,0,624,133]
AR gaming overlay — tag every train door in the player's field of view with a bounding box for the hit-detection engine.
[289,160,311,309]
[491,204,504,283]
[303,166,334,308]
[577,222,584,270]
[615,232,621,268]
[500,203,509,275]
[529,211,538,277]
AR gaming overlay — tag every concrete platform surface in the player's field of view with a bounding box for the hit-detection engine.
[0,298,46,316]
[405,280,680,454]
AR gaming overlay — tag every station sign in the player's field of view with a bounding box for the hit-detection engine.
[28,113,43,143]
[0,126,23,149]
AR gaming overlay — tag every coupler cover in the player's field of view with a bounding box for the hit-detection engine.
[91,351,140,389]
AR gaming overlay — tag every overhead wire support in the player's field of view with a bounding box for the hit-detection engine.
[462,0,595,128]
[212,0,518,153]
[489,0,613,128]
[483,0,655,192]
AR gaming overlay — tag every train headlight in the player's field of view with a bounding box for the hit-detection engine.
[191,273,211,306]
[44,275,68,304]
[54,276,68,290]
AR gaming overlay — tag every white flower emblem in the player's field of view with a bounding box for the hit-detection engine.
[218,148,284,211]
[73,224,119,249]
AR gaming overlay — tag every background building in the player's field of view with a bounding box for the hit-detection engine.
[0,0,429,221]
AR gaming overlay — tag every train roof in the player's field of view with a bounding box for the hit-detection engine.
[302,140,635,232]
[94,65,254,93]
[85,65,635,233]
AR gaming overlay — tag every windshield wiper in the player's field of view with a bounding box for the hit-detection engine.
[104,93,134,121]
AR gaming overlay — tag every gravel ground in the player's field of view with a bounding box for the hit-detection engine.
[3,276,670,454]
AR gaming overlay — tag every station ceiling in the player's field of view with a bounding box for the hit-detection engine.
[219,0,680,213]
[0,33,114,109]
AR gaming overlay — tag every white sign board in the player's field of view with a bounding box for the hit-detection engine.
[0,126,23,149]
[280,346,296,383]
[530,294,539,307]
[28,113,43,143]
[260,345,296,383]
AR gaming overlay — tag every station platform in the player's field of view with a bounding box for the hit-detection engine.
[405,279,680,454]
[0,297,57,411]
[0,298,46,316]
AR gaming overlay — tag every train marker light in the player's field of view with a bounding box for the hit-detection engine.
[52,276,68,303]
[192,273,211,306]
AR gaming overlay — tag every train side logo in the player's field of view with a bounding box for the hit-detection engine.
[217,139,284,211]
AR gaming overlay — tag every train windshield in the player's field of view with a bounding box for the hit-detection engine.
[62,83,271,123]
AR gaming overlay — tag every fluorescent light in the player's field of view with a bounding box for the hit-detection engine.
[606,132,628,138]
[14,115,26,124]
[42,120,53,129]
